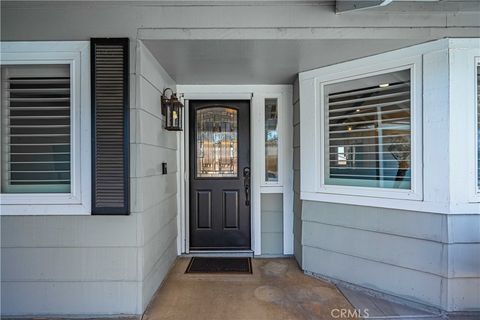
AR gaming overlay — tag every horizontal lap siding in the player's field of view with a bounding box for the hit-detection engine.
[135,43,179,311]
[0,281,138,315]
[301,200,480,311]
[0,41,140,316]
[292,78,303,265]
[0,214,140,315]
[0,42,181,316]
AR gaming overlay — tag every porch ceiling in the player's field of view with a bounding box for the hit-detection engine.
[143,39,423,84]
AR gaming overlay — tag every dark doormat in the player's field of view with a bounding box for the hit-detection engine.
[186,257,252,274]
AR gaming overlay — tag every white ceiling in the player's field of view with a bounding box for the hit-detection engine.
[143,39,424,84]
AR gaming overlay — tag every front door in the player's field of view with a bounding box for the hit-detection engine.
[189,100,251,250]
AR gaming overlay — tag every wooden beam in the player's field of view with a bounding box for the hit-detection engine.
[336,0,393,14]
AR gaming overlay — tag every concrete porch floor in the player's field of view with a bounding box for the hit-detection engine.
[142,258,359,320]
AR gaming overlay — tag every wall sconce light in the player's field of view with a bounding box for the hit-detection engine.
[161,88,183,131]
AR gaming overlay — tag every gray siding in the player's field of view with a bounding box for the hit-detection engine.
[135,43,179,311]
[1,0,479,316]
[301,201,480,311]
[261,193,283,255]
[292,78,303,265]
[0,215,139,315]
[0,42,179,316]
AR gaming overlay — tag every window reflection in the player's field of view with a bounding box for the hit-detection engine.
[324,69,412,189]
[265,98,278,182]
[196,107,238,178]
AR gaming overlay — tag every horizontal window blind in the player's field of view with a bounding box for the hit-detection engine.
[324,69,412,189]
[91,38,129,215]
[1,65,71,193]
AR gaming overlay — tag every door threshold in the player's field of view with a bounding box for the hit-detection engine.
[184,250,254,258]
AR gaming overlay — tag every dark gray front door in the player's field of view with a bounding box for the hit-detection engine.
[189,100,251,250]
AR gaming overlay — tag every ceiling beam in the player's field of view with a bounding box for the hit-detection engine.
[336,0,394,14]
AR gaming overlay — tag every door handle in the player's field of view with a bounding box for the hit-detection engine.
[243,167,251,206]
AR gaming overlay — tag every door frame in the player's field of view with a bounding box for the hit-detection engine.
[177,85,293,256]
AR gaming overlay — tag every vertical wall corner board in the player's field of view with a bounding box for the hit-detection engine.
[91,38,130,215]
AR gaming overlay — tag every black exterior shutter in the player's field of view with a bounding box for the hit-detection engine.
[91,38,129,215]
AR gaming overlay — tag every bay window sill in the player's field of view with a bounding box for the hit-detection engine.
[300,191,449,214]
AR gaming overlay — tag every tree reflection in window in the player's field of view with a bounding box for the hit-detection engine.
[324,69,412,189]
[196,107,238,178]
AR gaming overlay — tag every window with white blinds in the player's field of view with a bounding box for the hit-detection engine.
[1,64,71,193]
[324,69,412,189]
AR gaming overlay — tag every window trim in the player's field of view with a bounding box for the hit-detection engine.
[318,63,422,200]
[0,41,91,215]
[300,54,423,204]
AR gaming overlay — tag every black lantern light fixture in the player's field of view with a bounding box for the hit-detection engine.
[161,88,183,131]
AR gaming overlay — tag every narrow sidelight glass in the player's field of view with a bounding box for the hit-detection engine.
[265,98,279,182]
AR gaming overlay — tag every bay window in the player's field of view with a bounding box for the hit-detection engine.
[299,51,423,206]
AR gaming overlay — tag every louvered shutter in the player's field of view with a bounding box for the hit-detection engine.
[91,38,129,215]
[1,64,71,193]
[324,69,412,190]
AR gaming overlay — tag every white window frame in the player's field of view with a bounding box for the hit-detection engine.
[300,54,423,206]
[0,41,91,215]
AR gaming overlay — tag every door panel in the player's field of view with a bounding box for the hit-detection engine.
[189,100,251,250]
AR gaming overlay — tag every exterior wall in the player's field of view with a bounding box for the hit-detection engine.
[296,41,480,312]
[0,40,179,317]
[292,78,303,265]
[1,2,478,43]
[1,215,139,315]
[301,201,480,311]
[1,0,479,316]
[261,193,283,255]
[134,42,179,311]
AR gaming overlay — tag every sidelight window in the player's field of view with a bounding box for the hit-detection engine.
[265,98,279,182]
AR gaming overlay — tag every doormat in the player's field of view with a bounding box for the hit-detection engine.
[186,257,252,274]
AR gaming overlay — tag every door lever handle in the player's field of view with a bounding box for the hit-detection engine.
[243,167,251,206]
